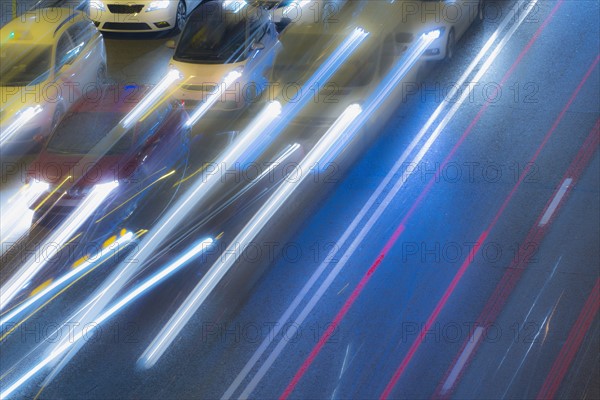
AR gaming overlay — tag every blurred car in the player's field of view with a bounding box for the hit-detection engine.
[0,7,107,153]
[404,0,484,61]
[271,0,424,132]
[27,85,190,226]
[89,0,203,32]
[167,1,279,109]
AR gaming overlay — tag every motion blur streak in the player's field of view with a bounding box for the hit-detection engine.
[0,180,49,249]
[0,238,214,399]
[121,69,181,129]
[138,104,363,370]
[32,176,72,212]
[536,278,600,399]
[224,2,535,395]
[95,170,176,223]
[0,181,119,310]
[279,36,443,400]
[233,30,441,400]
[0,105,42,145]
[185,70,242,128]
[0,232,134,329]
[36,102,282,385]
[65,29,371,349]
[237,27,368,168]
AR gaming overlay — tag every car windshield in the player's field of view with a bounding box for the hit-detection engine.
[46,112,132,155]
[174,13,252,63]
[0,44,52,86]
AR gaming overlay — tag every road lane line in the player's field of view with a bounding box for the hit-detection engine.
[440,327,485,393]
[539,178,572,226]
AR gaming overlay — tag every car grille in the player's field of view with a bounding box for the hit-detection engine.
[102,22,152,30]
[107,4,144,13]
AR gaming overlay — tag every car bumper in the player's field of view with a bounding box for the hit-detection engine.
[90,6,177,32]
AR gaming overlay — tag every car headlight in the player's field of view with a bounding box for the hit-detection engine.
[146,1,170,12]
[90,0,106,11]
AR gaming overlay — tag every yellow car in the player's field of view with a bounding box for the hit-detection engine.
[1,7,107,153]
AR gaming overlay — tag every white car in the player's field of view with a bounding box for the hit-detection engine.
[168,1,279,109]
[89,0,203,32]
[401,0,484,61]
[0,7,107,152]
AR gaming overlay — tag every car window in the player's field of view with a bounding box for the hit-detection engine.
[55,31,77,74]
[65,20,96,50]
[175,9,267,64]
[0,44,52,86]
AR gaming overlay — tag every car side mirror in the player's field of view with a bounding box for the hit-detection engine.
[251,41,265,51]
[166,39,176,49]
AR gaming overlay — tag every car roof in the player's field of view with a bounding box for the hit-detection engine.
[1,8,87,45]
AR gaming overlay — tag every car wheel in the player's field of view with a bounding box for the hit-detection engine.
[445,29,456,61]
[175,0,186,33]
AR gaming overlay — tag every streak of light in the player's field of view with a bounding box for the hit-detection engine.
[0,238,214,399]
[35,101,282,384]
[94,170,175,223]
[138,104,362,369]
[29,24,368,385]
[0,232,134,330]
[32,176,72,211]
[121,69,182,129]
[226,28,440,400]
[0,105,42,145]
[185,71,242,128]
[1,180,49,248]
[0,181,119,310]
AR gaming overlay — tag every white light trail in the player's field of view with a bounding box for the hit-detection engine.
[0,238,213,399]
[138,104,362,369]
[224,1,543,397]
[0,232,134,329]
[185,70,243,128]
[0,105,42,146]
[1,180,49,248]
[32,101,282,384]
[121,69,181,129]
[0,181,119,310]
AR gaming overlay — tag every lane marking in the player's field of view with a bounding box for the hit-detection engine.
[539,178,572,226]
[440,327,485,394]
